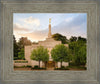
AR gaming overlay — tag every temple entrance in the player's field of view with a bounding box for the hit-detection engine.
[47,61,55,69]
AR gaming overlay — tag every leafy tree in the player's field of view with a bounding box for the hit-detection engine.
[52,33,68,44]
[51,44,69,67]
[78,36,86,42]
[13,36,32,60]
[69,39,86,65]
[18,37,32,49]
[77,45,86,65]
[13,35,19,60]
[70,36,77,42]
[30,46,49,68]
[18,48,25,60]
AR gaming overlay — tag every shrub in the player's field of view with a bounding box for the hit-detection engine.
[61,66,65,68]
[26,65,32,68]
[31,65,46,70]
[14,65,26,68]
[67,65,87,70]
[34,65,39,69]
[69,62,78,66]
[15,60,28,63]
[14,57,19,60]
[54,66,69,70]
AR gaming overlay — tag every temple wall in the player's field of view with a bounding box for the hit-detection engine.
[57,62,69,68]
[39,38,61,47]
[31,60,43,67]
[57,62,61,68]
[24,38,69,68]
[62,62,69,67]
[25,46,32,65]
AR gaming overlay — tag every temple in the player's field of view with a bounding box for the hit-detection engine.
[25,18,68,69]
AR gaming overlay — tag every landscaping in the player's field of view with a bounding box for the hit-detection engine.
[14,60,28,63]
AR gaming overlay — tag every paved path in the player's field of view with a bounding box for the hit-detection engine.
[47,67,54,70]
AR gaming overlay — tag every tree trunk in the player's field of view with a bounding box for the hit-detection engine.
[39,60,40,68]
[54,62,56,68]
[61,61,62,68]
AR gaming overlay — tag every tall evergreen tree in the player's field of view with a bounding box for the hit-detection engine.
[13,35,19,60]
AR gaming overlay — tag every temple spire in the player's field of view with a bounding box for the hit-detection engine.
[48,18,52,38]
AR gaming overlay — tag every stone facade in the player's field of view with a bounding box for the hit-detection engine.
[25,38,68,68]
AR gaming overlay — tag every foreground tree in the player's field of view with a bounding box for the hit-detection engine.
[30,46,49,68]
[51,44,69,67]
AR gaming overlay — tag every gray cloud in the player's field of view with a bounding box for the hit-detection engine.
[51,14,87,38]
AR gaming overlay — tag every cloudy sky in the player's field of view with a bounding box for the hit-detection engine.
[13,13,87,42]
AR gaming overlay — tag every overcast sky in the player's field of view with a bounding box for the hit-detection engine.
[13,13,87,42]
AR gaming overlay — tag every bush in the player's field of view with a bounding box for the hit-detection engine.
[34,65,39,69]
[14,57,19,60]
[54,66,69,70]
[14,65,26,68]
[67,65,87,70]
[31,65,46,70]
[15,60,28,63]
[69,62,79,66]
[26,65,32,68]
[61,66,65,68]
[14,65,32,68]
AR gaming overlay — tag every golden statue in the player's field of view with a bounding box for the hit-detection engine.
[49,18,51,24]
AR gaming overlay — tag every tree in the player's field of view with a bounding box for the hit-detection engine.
[77,45,86,65]
[51,44,69,67]
[18,48,25,60]
[13,36,32,60]
[30,46,49,68]
[70,36,77,42]
[69,39,86,65]
[78,36,86,42]
[52,33,68,44]
[18,37,32,49]
[13,35,19,60]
